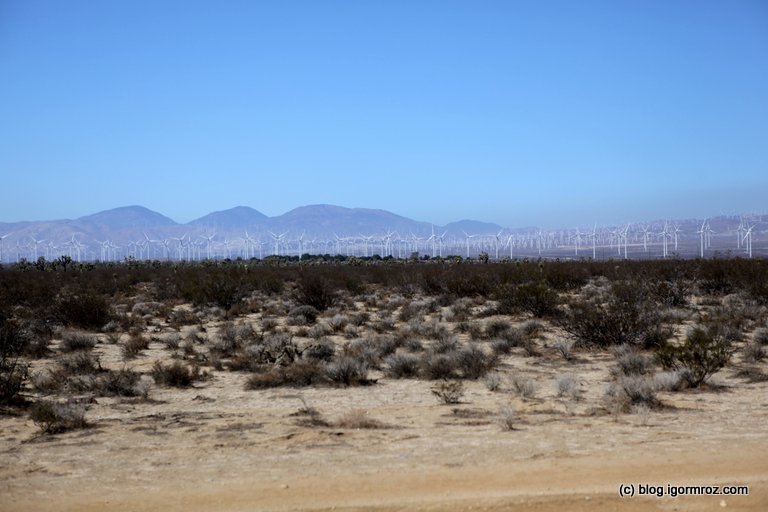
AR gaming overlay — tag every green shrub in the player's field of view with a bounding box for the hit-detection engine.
[558,282,662,348]
[496,282,560,318]
[655,326,732,387]
[56,291,112,329]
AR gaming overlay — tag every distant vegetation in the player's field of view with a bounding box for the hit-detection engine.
[2,254,766,431]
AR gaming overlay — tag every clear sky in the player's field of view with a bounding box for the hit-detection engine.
[1,0,766,228]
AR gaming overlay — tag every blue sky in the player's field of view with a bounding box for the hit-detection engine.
[1,0,766,228]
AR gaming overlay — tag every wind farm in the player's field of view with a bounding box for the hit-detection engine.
[0,205,765,264]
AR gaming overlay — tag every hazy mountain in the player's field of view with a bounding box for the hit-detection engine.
[78,206,178,231]
[270,204,433,238]
[187,206,269,231]
[442,219,506,237]
[0,204,764,261]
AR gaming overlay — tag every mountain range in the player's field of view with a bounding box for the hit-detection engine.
[0,204,508,247]
[0,204,763,261]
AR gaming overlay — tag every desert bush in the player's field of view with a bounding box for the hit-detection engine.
[484,319,513,339]
[151,361,200,387]
[612,345,654,377]
[510,376,537,399]
[0,355,27,405]
[307,321,333,339]
[56,291,112,329]
[553,340,574,361]
[556,373,578,398]
[431,334,460,354]
[245,360,326,389]
[496,282,560,318]
[164,333,181,350]
[288,305,320,325]
[131,301,167,317]
[303,339,336,362]
[324,357,371,386]
[743,342,766,363]
[606,376,659,413]
[347,336,397,368]
[94,368,143,397]
[497,405,517,431]
[59,331,97,352]
[431,380,464,404]
[335,409,388,429]
[327,314,349,333]
[752,327,768,346]
[30,400,88,434]
[558,281,661,348]
[419,352,458,380]
[294,274,336,311]
[655,326,733,387]
[651,280,690,307]
[122,334,150,359]
[653,370,686,391]
[483,372,503,391]
[169,308,199,328]
[383,353,420,378]
[60,351,101,375]
[454,344,496,379]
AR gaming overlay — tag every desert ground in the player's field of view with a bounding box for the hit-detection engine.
[1,260,767,511]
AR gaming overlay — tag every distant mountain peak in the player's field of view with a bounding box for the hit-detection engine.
[187,205,268,228]
[78,205,178,228]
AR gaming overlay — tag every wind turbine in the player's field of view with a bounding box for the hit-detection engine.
[29,236,46,260]
[586,225,597,259]
[743,225,754,258]
[268,231,288,256]
[425,226,442,258]
[200,233,216,259]
[492,230,504,260]
[570,228,583,257]
[640,225,650,253]
[696,220,706,258]
[461,230,478,258]
[95,239,110,261]
[436,230,447,258]
[505,234,515,259]
[736,218,746,250]
[0,233,10,263]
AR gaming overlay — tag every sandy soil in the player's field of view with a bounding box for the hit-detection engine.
[2,313,767,511]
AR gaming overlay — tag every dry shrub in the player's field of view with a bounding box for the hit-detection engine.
[556,373,578,398]
[419,352,458,380]
[743,342,766,363]
[611,345,654,377]
[431,380,464,404]
[30,400,88,434]
[383,353,420,378]
[497,405,518,431]
[245,360,325,389]
[151,361,200,387]
[324,357,371,386]
[454,344,497,379]
[510,376,537,399]
[335,409,389,429]
[605,376,659,414]
[59,331,97,352]
[122,334,150,359]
